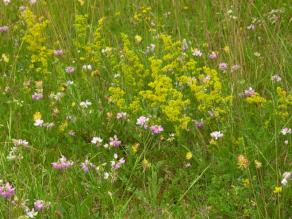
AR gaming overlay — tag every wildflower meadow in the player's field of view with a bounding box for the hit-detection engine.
[0,0,291,218]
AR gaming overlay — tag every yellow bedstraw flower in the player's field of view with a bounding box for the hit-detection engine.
[135,35,142,44]
[273,186,282,193]
[254,160,262,169]
[1,53,9,63]
[185,152,193,160]
[33,112,42,121]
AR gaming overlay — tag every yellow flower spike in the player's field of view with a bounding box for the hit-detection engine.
[135,35,142,44]
[132,143,140,154]
[242,178,250,187]
[78,0,85,5]
[71,102,76,107]
[1,54,9,63]
[273,186,282,193]
[223,46,230,53]
[142,159,151,169]
[254,160,262,169]
[186,152,192,160]
[33,112,42,121]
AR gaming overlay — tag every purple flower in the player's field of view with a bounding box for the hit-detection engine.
[136,116,149,128]
[150,125,164,135]
[54,49,64,56]
[244,87,256,97]
[111,157,125,170]
[109,135,121,147]
[208,52,217,60]
[195,119,204,129]
[0,26,9,33]
[32,92,43,100]
[34,200,45,210]
[0,182,15,199]
[65,66,75,74]
[80,159,95,173]
[218,62,228,71]
[52,155,74,170]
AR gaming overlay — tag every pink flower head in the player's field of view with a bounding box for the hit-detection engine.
[136,116,149,128]
[281,128,291,135]
[150,125,164,135]
[80,159,95,172]
[0,25,9,33]
[65,66,75,74]
[54,49,64,56]
[34,200,45,210]
[116,112,127,120]
[218,62,228,71]
[0,182,15,199]
[52,155,74,170]
[32,92,43,100]
[244,87,256,97]
[111,157,125,170]
[208,51,218,60]
[109,135,121,147]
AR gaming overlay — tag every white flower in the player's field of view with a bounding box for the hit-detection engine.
[80,100,92,108]
[192,48,203,57]
[29,0,37,5]
[91,137,103,145]
[271,74,281,82]
[25,208,38,218]
[3,0,11,5]
[210,131,224,140]
[281,172,292,186]
[34,119,44,127]
[280,127,291,135]
[104,172,109,179]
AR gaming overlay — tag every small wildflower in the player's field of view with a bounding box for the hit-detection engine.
[0,25,9,33]
[242,178,250,187]
[185,152,192,160]
[25,208,38,218]
[244,87,256,97]
[254,160,262,169]
[150,125,164,135]
[280,127,291,135]
[142,158,151,169]
[231,64,240,72]
[218,62,228,71]
[195,119,204,129]
[273,186,282,193]
[109,135,121,147]
[65,66,75,74]
[135,35,142,44]
[79,100,92,108]
[32,92,43,100]
[91,136,103,146]
[182,39,188,52]
[0,182,15,199]
[116,112,127,120]
[237,154,249,170]
[281,172,292,186]
[104,172,109,179]
[34,119,44,127]
[52,155,74,170]
[3,0,10,6]
[208,51,217,60]
[82,64,93,71]
[284,140,288,145]
[271,74,281,82]
[80,159,95,172]
[136,116,149,128]
[192,48,203,57]
[34,200,50,211]
[12,139,29,147]
[210,131,223,140]
[53,49,64,56]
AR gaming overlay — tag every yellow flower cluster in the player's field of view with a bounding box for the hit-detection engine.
[133,6,152,23]
[275,87,292,118]
[245,93,267,105]
[22,9,51,73]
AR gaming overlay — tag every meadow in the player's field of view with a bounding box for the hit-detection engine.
[0,0,291,218]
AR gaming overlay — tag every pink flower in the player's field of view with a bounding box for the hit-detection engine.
[109,135,121,147]
[208,51,217,60]
[0,25,9,33]
[244,87,256,97]
[32,92,43,100]
[218,62,228,71]
[0,182,15,199]
[65,66,75,74]
[54,49,64,56]
[52,155,74,170]
[34,200,45,210]
[136,116,149,128]
[195,119,204,129]
[116,112,127,120]
[281,128,291,135]
[150,125,164,135]
[111,157,125,170]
